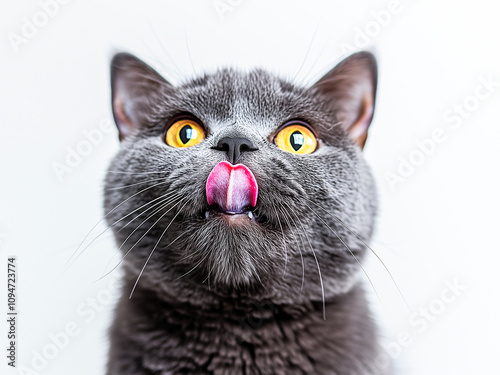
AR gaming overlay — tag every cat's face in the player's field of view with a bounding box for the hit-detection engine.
[104,52,378,304]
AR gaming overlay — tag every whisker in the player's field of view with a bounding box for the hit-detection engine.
[65,180,171,269]
[177,250,212,281]
[271,202,288,276]
[204,251,215,291]
[303,202,381,307]
[97,193,184,279]
[173,241,203,265]
[244,250,264,287]
[279,205,305,291]
[300,33,334,87]
[113,196,185,269]
[292,20,322,82]
[147,22,185,78]
[97,197,182,281]
[307,200,410,311]
[140,37,183,82]
[105,177,167,191]
[285,202,326,320]
[74,190,180,268]
[106,170,164,175]
[117,192,183,233]
[184,25,197,76]
[129,199,190,299]
[96,206,188,284]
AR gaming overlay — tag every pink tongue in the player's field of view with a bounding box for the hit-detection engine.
[206,161,258,213]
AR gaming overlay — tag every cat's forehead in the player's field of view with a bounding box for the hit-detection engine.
[173,69,321,130]
[181,68,297,96]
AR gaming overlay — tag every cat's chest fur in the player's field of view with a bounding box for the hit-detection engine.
[108,283,383,375]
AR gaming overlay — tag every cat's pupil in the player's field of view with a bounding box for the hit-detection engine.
[290,131,304,151]
[180,125,195,144]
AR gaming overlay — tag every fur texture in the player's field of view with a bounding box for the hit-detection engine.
[104,51,390,374]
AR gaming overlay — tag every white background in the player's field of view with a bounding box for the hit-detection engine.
[1,0,499,374]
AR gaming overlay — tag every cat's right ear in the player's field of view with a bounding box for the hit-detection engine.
[311,51,377,149]
[111,53,172,141]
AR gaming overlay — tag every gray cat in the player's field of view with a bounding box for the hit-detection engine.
[104,50,390,374]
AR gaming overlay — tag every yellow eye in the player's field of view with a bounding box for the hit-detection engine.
[165,118,205,148]
[274,123,317,154]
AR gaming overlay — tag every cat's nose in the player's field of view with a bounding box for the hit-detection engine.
[212,137,258,164]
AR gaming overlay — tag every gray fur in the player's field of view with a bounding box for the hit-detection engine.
[104,52,390,374]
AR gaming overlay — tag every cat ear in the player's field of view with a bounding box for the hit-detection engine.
[311,51,377,149]
[110,52,172,141]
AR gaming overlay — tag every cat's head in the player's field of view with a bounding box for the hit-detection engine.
[104,51,378,305]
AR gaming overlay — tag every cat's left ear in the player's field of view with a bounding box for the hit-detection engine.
[311,51,377,149]
[111,52,173,141]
